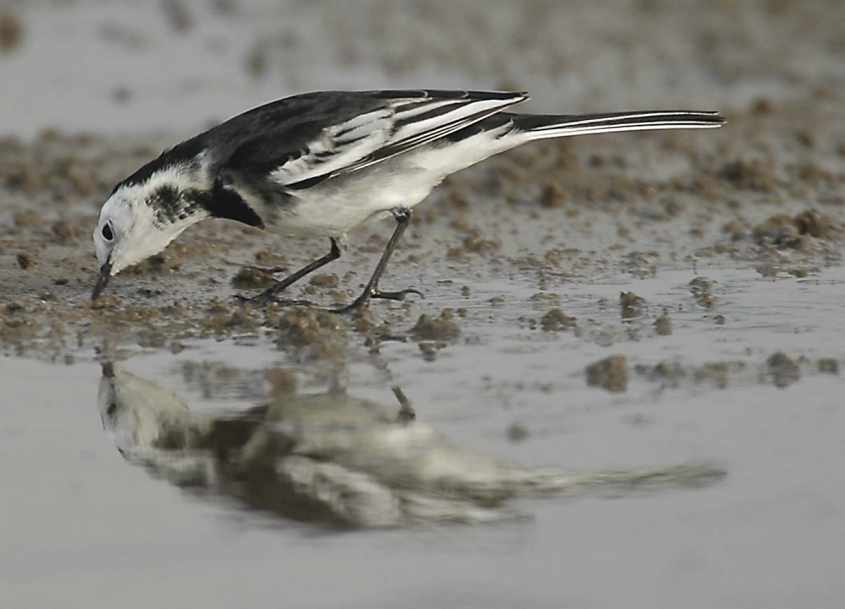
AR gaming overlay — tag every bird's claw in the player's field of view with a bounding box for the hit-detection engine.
[241,265,288,275]
[237,285,423,313]
[371,288,424,301]
[233,282,291,306]
[329,287,424,314]
[235,290,319,308]
[233,291,275,306]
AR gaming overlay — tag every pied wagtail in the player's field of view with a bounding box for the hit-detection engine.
[92,89,724,309]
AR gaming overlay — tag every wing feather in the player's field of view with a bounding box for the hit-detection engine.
[269,108,394,185]
[217,90,527,192]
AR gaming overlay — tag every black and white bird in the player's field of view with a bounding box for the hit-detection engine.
[92,89,724,308]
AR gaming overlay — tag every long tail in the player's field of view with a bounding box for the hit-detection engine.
[511,110,725,140]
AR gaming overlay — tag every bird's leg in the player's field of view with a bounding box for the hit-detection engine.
[237,238,341,305]
[332,207,423,313]
[392,386,416,424]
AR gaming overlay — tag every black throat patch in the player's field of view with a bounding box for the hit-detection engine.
[199,180,265,229]
[144,184,264,230]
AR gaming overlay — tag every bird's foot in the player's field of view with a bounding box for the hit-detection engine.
[371,287,424,302]
[235,290,321,308]
[329,287,424,314]
[273,298,322,307]
[239,264,288,275]
[238,284,424,312]
[233,287,278,306]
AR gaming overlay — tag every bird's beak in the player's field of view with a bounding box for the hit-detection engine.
[92,259,112,301]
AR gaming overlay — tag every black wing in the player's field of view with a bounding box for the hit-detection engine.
[212,90,528,190]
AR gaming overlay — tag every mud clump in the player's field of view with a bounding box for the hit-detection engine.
[749,97,774,115]
[252,249,287,268]
[461,233,500,255]
[766,352,800,388]
[640,359,751,390]
[411,309,460,341]
[635,361,685,388]
[13,210,42,227]
[795,163,834,186]
[689,277,716,308]
[125,253,170,275]
[722,220,749,242]
[16,253,34,270]
[1,309,38,346]
[136,328,167,349]
[245,39,270,79]
[541,308,576,332]
[277,307,345,354]
[530,292,561,307]
[817,358,839,375]
[201,302,259,336]
[792,210,836,239]
[719,159,776,192]
[231,267,275,290]
[623,252,657,279]
[0,10,23,52]
[417,341,441,361]
[506,423,529,443]
[619,292,645,320]
[51,220,80,243]
[794,130,815,148]
[693,360,745,389]
[309,273,339,288]
[654,310,673,336]
[539,181,567,208]
[265,367,298,397]
[161,0,193,32]
[586,354,628,393]
[446,223,496,254]
[89,294,122,310]
[752,215,801,248]
[752,210,837,249]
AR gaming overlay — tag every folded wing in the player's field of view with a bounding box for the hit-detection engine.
[218,90,528,191]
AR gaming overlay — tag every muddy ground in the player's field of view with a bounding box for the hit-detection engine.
[1,98,843,373]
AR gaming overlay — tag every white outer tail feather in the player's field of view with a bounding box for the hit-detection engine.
[520,110,725,141]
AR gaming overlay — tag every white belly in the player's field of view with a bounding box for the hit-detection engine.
[274,124,519,237]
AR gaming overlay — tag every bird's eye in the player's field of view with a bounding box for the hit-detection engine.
[101,223,114,241]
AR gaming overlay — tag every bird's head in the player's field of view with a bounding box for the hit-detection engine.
[92,168,209,300]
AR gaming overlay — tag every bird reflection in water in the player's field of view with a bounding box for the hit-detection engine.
[97,362,725,528]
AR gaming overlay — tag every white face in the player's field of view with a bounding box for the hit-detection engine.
[93,188,167,276]
[93,183,209,278]
[91,157,213,298]
[94,190,135,275]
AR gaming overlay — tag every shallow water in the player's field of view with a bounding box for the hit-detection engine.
[3,267,844,608]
